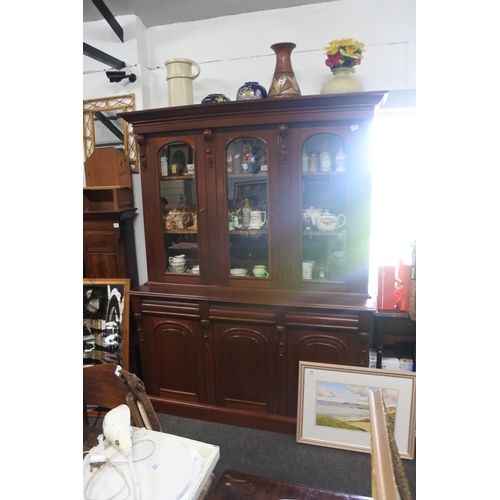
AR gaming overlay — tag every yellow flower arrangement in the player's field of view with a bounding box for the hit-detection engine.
[324,37,366,73]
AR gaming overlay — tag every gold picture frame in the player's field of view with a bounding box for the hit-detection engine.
[296,361,416,459]
[83,278,130,370]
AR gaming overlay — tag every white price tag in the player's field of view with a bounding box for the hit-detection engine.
[113,223,119,228]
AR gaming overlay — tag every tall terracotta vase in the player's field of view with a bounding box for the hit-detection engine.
[268,42,301,98]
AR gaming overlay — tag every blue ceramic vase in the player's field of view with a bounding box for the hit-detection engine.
[236,82,268,100]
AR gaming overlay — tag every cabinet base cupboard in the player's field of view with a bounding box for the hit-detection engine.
[122,92,387,434]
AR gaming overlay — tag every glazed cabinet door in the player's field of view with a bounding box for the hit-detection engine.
[212,322,279,414]
[214,127,287,288]
[289,122,372,293]
[139,134,210,283]
[140,315,207,404]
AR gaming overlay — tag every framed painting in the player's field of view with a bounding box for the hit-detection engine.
[296,361,416,459]
[83,278,130,370]
[233,180,267,207]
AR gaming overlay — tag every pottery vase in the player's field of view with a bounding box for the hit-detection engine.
[268,42,301,98]
[320,67,364,95]
[165,58,201,106]
[236,82,268,100]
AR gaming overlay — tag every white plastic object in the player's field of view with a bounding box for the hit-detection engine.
[102,404,132,453]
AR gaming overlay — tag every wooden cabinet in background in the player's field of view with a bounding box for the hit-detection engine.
[123,92,387,434]
[83,208,139,289]
[372,310,416,369]
[83,149,141,373]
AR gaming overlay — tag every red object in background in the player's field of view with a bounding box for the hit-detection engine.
[377,266,395,310]
[395,259,412,311]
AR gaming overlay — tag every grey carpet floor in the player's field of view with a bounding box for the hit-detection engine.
[156,413,416,498]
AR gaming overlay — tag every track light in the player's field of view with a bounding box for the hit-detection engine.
[106,70,137,83]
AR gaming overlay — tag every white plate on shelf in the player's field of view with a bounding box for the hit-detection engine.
[168,266,186,273]
[230,268,248,276]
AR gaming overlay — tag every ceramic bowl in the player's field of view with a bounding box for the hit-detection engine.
[230,268,248,276]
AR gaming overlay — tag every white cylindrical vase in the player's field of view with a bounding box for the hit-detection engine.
[165,58,201,106]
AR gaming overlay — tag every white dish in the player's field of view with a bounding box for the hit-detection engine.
[230,268,248,276]
[168,266,186,273]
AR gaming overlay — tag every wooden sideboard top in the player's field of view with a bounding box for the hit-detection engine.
[208,470,372,500]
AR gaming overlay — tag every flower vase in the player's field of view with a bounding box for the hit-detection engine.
[320,67,363,95]
[268,42,301,98]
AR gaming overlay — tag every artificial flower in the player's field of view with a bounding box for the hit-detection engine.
[324,38,365,73]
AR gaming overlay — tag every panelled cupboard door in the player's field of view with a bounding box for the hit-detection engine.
[142,316,207,404]
[212,322,278,414]
[285,327,362,417]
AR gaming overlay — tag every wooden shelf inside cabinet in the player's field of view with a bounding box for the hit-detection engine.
[302,229,341,236]
[83,186,133,211]
[167,243,198,250]
[230,228,268,235]
[161,174,193,180]
[164,229,198,234]
[302,171,345,176]
[227,172,268,179]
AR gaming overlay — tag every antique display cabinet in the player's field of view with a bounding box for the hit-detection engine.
[122,92,387,434]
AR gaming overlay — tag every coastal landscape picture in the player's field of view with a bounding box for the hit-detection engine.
[315,381,397,433]
[297,361,416,458]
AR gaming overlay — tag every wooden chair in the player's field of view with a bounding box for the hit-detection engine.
[83,363,162,432]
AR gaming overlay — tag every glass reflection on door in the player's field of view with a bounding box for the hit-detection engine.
[226,137,269,278]
[301,133,347,282]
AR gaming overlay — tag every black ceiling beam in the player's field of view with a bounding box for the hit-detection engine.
[83,43,125,69]
[94,112,124,142]
[91,0,124,42]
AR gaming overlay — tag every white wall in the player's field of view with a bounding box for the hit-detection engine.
[83,0,416,286]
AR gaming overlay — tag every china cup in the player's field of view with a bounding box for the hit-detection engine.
[302,261,315,279]
[169,255,186,264]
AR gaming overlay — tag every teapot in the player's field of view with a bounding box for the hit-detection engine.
[302,207,322,228]
[312,211,346,232]
[165,207,181,230]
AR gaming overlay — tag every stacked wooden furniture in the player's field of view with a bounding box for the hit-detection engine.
[83,147,139,288]
[122,92,387,434]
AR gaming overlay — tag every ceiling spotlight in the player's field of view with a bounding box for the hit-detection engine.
[106,70,137,83]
